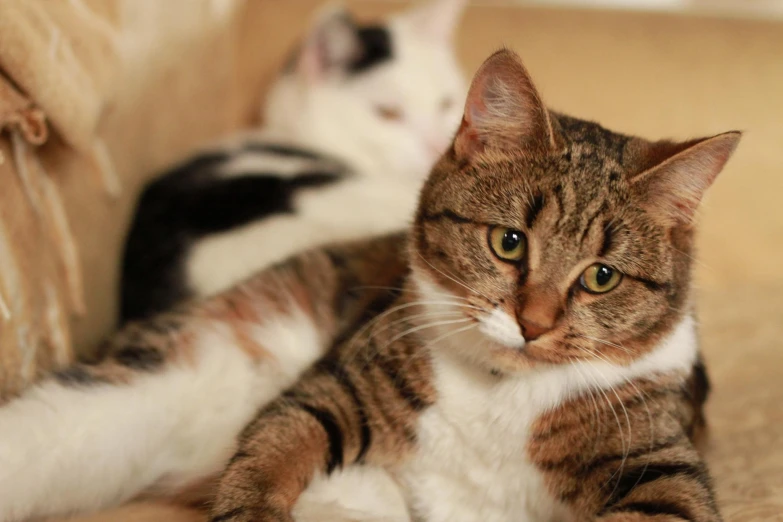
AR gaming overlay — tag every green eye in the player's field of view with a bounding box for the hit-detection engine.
[489,227,526,262]
[580,264,623,294]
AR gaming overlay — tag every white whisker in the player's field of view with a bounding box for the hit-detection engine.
[381,318,472,352]
[578,335,633,356]
[577,350,634,500]
[352,285,473,302]
[417,253,494,303]
[349,299,482,352]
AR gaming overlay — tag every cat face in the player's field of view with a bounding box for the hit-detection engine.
[264,0,467,182]
[412,49,740,373]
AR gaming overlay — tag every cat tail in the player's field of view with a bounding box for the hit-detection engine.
[0,233,409,522]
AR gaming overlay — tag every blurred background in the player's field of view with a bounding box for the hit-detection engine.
[0,0,780,519]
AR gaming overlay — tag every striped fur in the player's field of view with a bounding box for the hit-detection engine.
[0,234,408,522]
[0,49,736,522]
[207,50,737,521]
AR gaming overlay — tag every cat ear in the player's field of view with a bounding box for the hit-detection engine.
[402,0,467,42]
[297,5,361,81]
[631,131,741,224]
[454,49,558,160]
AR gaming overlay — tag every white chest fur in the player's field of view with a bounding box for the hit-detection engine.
[400,354,573,522]
[398,317,698,522]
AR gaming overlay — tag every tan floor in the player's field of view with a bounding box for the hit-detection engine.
[50,1,783,521]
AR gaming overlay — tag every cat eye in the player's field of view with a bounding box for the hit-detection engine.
[580,264,623,294]
[376,105,404,122]
[488,226,526,262]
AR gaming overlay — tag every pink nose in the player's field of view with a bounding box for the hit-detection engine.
[518,317,553,342]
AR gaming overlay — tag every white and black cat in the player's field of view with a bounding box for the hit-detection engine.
[120,0,467,323]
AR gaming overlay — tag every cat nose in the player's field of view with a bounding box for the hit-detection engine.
[518,317,553,342]
[516,285,561,341]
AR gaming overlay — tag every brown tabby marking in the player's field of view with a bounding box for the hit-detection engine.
[208,49,737,522]
[52,232,410,394]
[530,375,718,520]
[210,286,435,521]
[40,48,735,522]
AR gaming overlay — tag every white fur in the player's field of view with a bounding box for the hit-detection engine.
[478,307,526,349]
[189,173,416,296]
[0,304,324,521]
[264,4,466,186]
[0,3,467,521]
[184,0,466,297]
[217,148,328,180]
[295,467,410,522]
[398,274,699,521]
[8,2,698,520]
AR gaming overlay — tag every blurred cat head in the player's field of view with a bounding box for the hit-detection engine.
[264,0,467,182]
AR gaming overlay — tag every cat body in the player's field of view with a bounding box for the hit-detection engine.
[208,49,736,522]
[121,138,413,316]
[0,50,735,522]
[121,0,466,322]
[0,235,413,522]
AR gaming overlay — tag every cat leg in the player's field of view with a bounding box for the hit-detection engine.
[209,318,431,522]
[0,233,408,522]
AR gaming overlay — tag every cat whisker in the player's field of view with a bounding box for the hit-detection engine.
[363,310,465,347]
[671,245,712,272]
[576,348,648,503]
[416,253,494,304]
[381,323,478,392]
[578,335,634,356]
[355,321,476,379]
[421,322,478,351]
[380,318,472,352]
[348,299,482,352]
[573,350,631,499]
[570,363,604,456]
[351,285,474,302]
[585,347,656,500]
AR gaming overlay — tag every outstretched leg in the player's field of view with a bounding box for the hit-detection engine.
[0,233,408,522]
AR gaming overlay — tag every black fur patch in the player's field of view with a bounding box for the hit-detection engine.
[611,501,695,520]
[297,403,345,474]
[603,461,707,509]
[314,358,373,464]
[210,508,246,522]
[282,23,392,76]
[349,26,393,74]
[120,147,344,324]
[114,344,165,371]
[599,221,615,257]
[526,193,546,229]
[53,366,100,386]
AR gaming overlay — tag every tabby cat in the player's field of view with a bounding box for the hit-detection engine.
[0,50,737,522]
[120,0,466,323]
